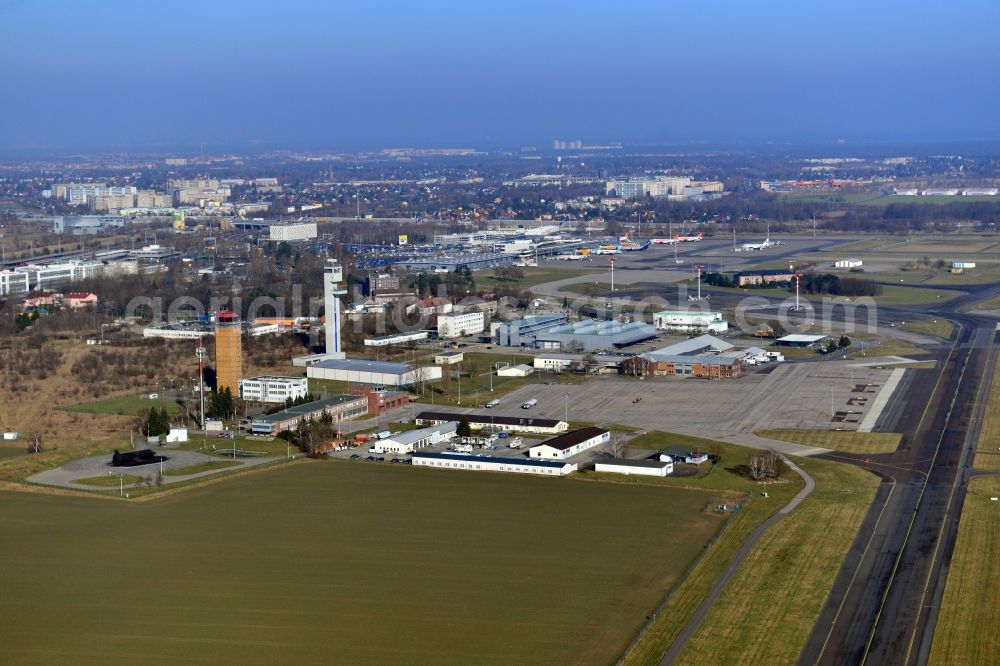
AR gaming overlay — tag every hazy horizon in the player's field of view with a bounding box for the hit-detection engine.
[2,0,999,153]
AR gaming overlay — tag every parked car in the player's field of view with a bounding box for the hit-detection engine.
[350,454,361,460]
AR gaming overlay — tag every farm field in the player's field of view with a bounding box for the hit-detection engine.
[673,457,879,665]
[928,476,1000,665]
[757,429,902,455]
[0,462,724,665]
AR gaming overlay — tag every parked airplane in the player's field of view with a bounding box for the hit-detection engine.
[621,240,651,251]
[675,232,704,242]
[556,253,588,261]
[735,227,774,252]
[651,237,680,245]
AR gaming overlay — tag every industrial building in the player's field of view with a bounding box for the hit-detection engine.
[626,334,743,379]
[438,311,485,338]
[269,222,317,242]
[364,331,429,347]
[249,394,367,435]
[52,215,128,235]
[734,269,796,286]
[531,319,659,352]
[533,353,584,372]
[528,427,610,460]
[434,351,464,365]
[412,451,578,476]
[129,244,179,261]
[774,334,828,348]
[214,312,243,394]
[350,386,410,414]
[653,310,728,333]
[415,411,568,434]
[306,358,441,387]
[238,376,309,403]
[370,422,458,455]
[595,458,673,477]
[394,252,518,274]
[495,314,568,347]
[497,363,534,377]
[834,258,863,269]
[0,271,30,296]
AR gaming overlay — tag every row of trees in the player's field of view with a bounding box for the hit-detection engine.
[796,273,882,297]
[141,407,172,437]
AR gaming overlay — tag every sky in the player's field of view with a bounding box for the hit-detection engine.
[1,0,999,153]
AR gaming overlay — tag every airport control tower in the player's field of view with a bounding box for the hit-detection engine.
[323,259,347,359]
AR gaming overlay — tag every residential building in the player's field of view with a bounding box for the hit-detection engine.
[64,292,98,309]
[528,427,610,460]
[437,311,485,338]
[249,394,367,435]
[238,376,309,403]
[371,422,457,455]
[412,451,577,476]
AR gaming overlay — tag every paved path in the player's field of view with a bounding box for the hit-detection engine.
[659,454,816,665]
[28,447,285,491]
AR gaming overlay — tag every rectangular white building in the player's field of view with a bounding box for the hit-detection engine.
[529,427,610,460]
[0,270,30,296]
[437,311,485,338]
[238,376,309,403]
[434,351,465,365]
[533,353,584,372]
[269,222,317,242]
[595,459,673,477]
[306,358,442,387]
[371,422,458,454]
[653,310,728,333]
[413,451,577,476]
[834,258,863,269]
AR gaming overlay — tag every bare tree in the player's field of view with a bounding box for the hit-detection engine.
[25,432,43,454]
[608,434,627,458]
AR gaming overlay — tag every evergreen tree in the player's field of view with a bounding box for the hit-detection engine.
[457,418,472,438]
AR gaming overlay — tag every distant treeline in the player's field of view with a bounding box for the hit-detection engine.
[796,272,882,297]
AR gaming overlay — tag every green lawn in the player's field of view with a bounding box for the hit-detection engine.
[672,457,880,665]
[0,463,726,665]
[66,395,182,417]
[930,476,1000,665]
[898,319,955,339]
[757,429,902,455]
[163,460,241,476]
[73,474,144,487]
[873,284,962,306]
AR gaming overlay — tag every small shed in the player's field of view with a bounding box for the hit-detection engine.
[497,364,534,378]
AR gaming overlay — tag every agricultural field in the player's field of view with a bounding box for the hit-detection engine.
[929,476,1000,666]
[0,462,725,665]
[757,429,902,455]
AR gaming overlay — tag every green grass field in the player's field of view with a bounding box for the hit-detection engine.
[873,284,962,306]
[73,474,144,487]
[66,395,182,417]
[672,457,880,665]
[974,359,1000,472]
[163,460,241,476]
[898,319,955,339]
[757,429,902,455]
[0,462,725,665]
[476,266,601,292]
[929,476,1000,665]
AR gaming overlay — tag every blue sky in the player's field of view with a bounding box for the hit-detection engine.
[1,0,998,152]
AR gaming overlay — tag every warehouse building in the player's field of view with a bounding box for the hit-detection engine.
[495,314,568,347]
[529,427,610,460]
[624,334,743,379]
[414,411,568,435]
[371,422,458,455]
[413,451,577,476]
[653,310,728,333]
[774,334,828,348]
[497,363,534,377]
[306,358,442,387]
[438,311,485,338]
[595,458,673,477]
[238,376,309,403]
[532,320,659,352]
[364,331,428,347]
[249,394,367,435]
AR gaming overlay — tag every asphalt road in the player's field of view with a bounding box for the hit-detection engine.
[798,312,997,666]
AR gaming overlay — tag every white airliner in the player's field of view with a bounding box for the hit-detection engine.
[736,227,774,252]
[675,232,704,242]
[556,254,588,261]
